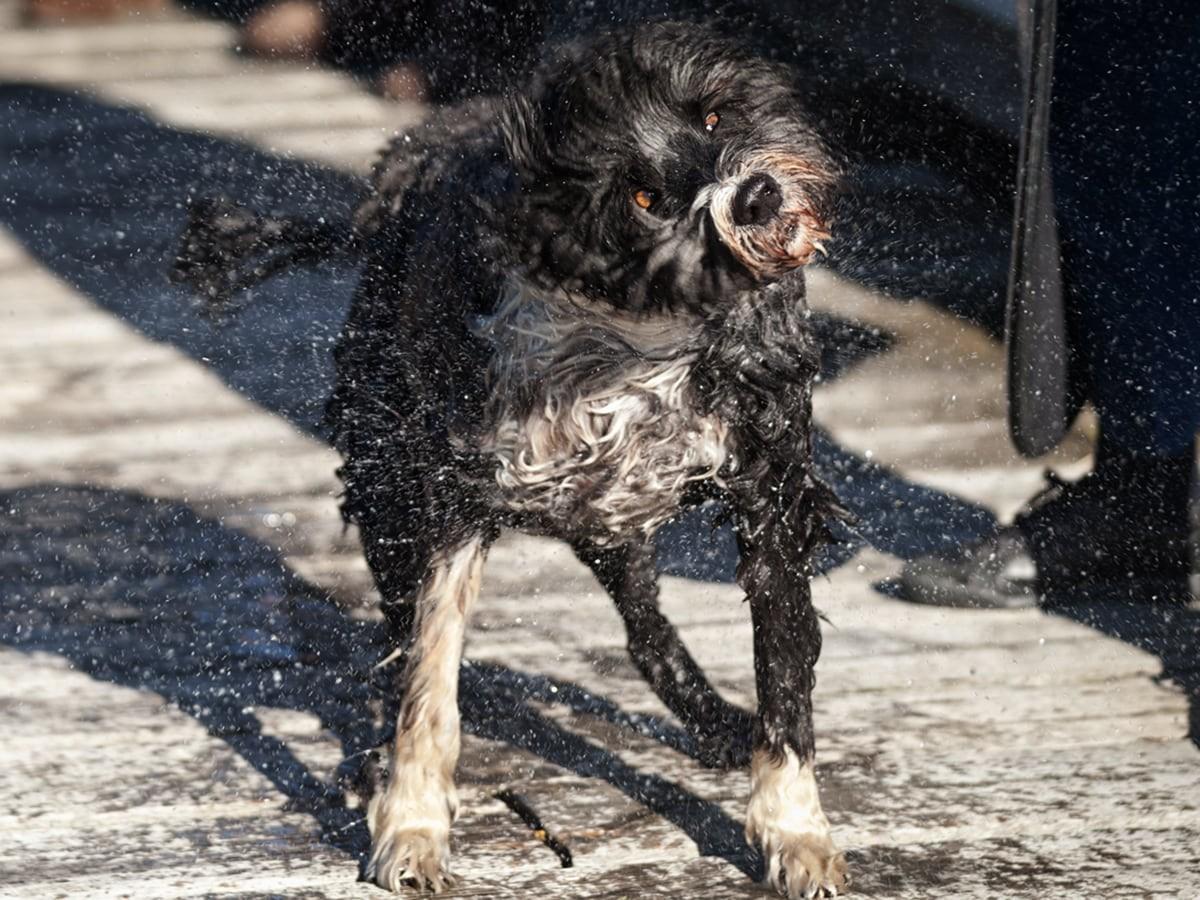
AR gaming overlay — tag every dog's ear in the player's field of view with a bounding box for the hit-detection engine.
[500,92,550,182]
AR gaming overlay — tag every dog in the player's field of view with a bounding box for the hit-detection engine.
[174,22,848,899]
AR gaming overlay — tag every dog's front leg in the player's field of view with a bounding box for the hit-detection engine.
[366,534,487,893]
[700,280,847,896]
[734,475,847,897]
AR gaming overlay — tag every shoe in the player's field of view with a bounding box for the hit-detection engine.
[898,525,1040,608]
[900,455,1195,608]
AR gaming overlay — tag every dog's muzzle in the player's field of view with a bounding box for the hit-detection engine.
[731,174,784,227]
[700,154,831,281]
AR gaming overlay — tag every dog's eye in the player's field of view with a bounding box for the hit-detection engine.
[633,188,657,210]
[704,111,720,132]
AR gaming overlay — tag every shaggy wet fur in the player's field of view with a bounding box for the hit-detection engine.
[175,22,849,899]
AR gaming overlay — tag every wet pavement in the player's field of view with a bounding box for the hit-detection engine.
[1,7,1198,898]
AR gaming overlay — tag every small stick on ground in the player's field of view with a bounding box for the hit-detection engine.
[494,789,573,868]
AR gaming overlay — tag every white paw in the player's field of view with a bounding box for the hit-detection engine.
[755,825,848,899]
[365,772,457,892]
[746,748,849,898]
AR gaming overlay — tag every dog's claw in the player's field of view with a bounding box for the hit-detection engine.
[366,770,456,893]
[758,830,848,900]
[366,825,454,893]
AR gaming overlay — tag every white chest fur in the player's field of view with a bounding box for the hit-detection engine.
[475,286,730,543]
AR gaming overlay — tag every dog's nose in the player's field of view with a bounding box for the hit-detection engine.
[732,174,782,226]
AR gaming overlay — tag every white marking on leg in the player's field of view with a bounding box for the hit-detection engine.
[367,535,486,893]
[746,747,847,899]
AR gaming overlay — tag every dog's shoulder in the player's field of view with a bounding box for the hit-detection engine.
[353,97,509,240]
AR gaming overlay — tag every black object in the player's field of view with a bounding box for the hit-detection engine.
[1006,0,1080,457]
[899,455,1195,608]
[494,789,573,868]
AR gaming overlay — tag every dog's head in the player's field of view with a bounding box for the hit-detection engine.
[498,22,838,314]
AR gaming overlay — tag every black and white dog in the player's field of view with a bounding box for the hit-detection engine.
[176,22,847,899]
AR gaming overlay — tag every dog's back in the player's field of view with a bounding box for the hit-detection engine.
[325,103,513,560]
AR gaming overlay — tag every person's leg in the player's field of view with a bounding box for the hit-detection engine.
[1027,0,1199,589]
[900,0,1197,607]
[320,0,428,87]
[178,0,267,23]
[239,0,326,59]
[1051,0,1200,462]
[181,0,325,61]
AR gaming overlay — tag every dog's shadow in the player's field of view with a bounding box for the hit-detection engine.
[0,483,759,875]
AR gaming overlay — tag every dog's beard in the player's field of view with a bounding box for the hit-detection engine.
[701,151,832,281]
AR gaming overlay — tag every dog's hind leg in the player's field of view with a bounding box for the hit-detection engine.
[366,533,488,893]
[572,538,752,769]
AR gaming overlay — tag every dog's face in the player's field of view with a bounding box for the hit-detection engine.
[499,23,837,314]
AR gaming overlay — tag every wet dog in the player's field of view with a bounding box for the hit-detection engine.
[175,22,847,899]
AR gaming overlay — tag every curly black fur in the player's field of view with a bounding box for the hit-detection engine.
[175,22,848,895]
[171,196,357,316]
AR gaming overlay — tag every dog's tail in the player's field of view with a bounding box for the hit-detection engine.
[170,196,358,319]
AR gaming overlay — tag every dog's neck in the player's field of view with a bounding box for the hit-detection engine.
[481,278,709,358]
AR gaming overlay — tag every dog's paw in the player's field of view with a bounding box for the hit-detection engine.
[365,774,456,892]
[365,822,454,893]
[756,827,848,899]
[746,748,848,898]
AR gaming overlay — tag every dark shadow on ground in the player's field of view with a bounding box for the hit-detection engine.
[0,83,360,436]
[0,83,1000,585]
[1049,599,1200,750]
[0,483,758,876]
[657,425,998,583]
[4,485,1146,897]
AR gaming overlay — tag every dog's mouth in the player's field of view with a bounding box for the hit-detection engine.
[699,151,832,281]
